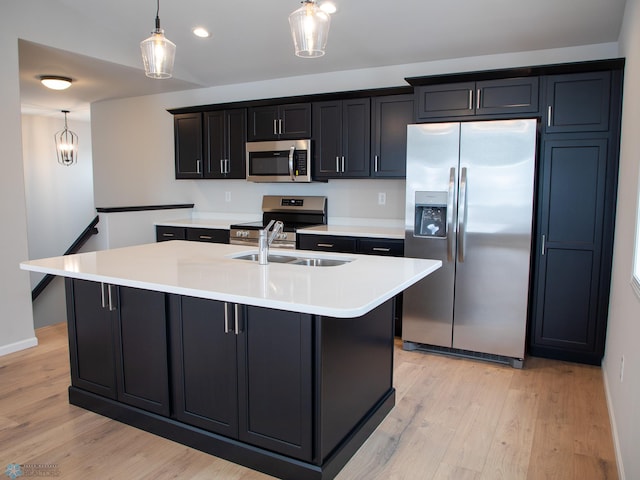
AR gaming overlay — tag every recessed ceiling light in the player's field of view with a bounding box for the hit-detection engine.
[192,27,211,38]
[39,75,72,90]
[319,1,337,14]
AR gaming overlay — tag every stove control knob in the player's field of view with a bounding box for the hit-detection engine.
[277,233,288,240]
[236,230,249,238]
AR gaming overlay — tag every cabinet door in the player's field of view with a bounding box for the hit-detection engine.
[237,306,313,462]
[415,82,475,120]
[279,103,312,139]
[531,138,608,360]
[247,106,279,141]
[298,234,357,253]
[204,111,226,178]
[156,225,186,242]
[358,238,404,257]
[66,279,117,399]
[170,296,239,437]
[341,98,371,177]
[174,113,203,178]
[186,227,229,244]
[372,95,413,178]
[544,72,611,133]
[114,286,170,416]
[313,100,343,178]
[476,77,539,115]
[225,108,247,179]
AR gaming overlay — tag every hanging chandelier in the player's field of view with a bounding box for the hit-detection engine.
[140,0,176,78]
[288,0,331,58]
[55,110,78,166]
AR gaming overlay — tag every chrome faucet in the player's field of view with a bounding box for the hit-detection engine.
[258,220,284,265]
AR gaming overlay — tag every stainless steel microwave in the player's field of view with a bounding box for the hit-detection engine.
[246,139,312,182]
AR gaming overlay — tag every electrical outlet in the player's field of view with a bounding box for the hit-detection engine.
[378,192,386,205]
[225,191,231,202]
[620,355,625,382]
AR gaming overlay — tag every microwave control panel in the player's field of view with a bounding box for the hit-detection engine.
[294,150,308,176]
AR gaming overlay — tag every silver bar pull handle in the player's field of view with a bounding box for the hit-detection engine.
[541,234,546,256]
[100,282,107,309]
[234,304,240,335]
[273,119,278,135]
[317,243,334,248]
[458,167,468,263]
[447,167,456,262]
[279,119,283,135]
[547,106,552,127]
[107,284,117,311]
[336,156,340,173]
[468,89,473,110]
[372,247,391,252]
[224,302,230,333]
[199,235,212,240]
[220,159,225,174]
[196,159,202,174]
[476,89,481,110]
[341,156,345,173]
[162,233,174,238]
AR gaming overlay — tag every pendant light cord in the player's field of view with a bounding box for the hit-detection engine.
[155,0,161,30]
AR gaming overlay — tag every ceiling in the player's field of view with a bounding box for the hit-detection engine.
[18,0,627,120]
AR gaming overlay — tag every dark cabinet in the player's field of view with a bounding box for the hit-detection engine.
[204,109,247,179]
[313,99,371,178]
[174,113,203,178]
[170,296,313,461]
[156,226,229,244]
[247,103,311,141]
[543,71,611,133]
[66,279,170,415]
[298,234,403,257]
[530,138,611,364]
[371,94,414,178]
[156,225,186,242]
[415,77,539,120]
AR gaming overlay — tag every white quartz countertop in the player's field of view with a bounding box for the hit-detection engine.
[20,241,440,318]
[154,215,260,230]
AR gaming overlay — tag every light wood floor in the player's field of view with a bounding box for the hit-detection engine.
[0,323,617,479]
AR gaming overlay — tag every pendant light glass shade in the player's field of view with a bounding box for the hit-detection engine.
[289,1,331,58]
[140,0,176,79]
[55,110,78,166]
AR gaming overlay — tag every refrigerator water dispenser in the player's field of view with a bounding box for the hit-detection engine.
[414,191,447,238]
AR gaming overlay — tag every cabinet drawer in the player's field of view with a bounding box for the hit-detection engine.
[186,227,229,244]
[298,235,357,253]
[358,238,404,257]
[156,226,186,242]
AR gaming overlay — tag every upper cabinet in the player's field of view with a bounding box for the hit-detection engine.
[174,109,246,180]
[371,94,414,178]
[313,98,371,179]
[174,113,203,179]
[247,103,311,141]
[543,71,611,133]
[415,77,539,120]
[204,109,247,179]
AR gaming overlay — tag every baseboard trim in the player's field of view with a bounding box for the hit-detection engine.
[602,362,625,480]
[0,336,38,357]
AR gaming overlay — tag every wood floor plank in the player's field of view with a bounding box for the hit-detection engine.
[0,326,619,480]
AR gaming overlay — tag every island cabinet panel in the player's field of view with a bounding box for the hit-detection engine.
[170,296,239,438]
[238,306,313,461]
[66,279,170,415]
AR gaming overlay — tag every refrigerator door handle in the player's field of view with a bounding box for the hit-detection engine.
[458,167,468,262]
[447,167,456,261]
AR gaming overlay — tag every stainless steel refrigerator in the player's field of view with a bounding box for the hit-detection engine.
[402,119,537,367]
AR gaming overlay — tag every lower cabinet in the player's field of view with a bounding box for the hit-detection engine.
[66,278,170,415]
[156,225,229,244]
[169,296,313,461]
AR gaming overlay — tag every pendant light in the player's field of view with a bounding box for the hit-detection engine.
[140,0,176,79]
[55,110,78,166]
[289,0,331,58]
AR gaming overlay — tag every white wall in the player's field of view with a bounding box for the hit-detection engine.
[603,0,640,478]
[21,114,95,328]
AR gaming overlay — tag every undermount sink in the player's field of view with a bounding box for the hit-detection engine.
[232,252,352,267]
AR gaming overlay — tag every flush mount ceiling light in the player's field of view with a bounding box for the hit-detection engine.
[40,75,72,90]
[289,0,331,58]
[55,110,78,166]
[192,27,211,38]
[140,0,176,79]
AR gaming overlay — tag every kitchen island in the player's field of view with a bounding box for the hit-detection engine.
[21,241,440,480]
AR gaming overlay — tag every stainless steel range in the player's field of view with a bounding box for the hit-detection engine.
[230,195,327,249]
